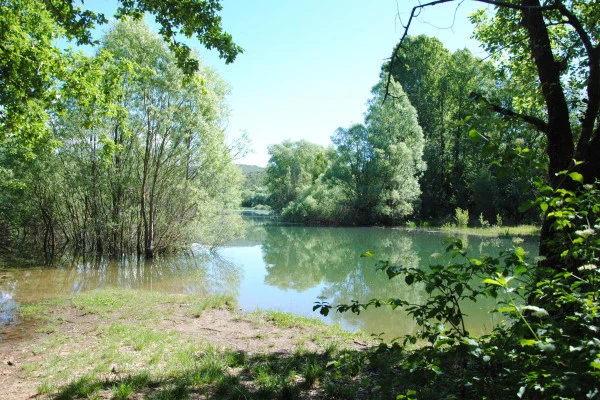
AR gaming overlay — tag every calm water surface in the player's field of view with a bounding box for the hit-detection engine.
[0,215,538,340]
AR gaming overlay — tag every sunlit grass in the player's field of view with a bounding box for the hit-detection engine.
[184,294,235,318]
[19,288,385,399]
[439,224,539,237]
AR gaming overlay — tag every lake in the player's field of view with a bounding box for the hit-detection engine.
[0,215,538,340]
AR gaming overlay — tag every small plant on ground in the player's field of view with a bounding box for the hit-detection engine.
[495,213,503,227]
[36,381,55,395]
[454,207,469,228]
[112,382,134,400]
[479,212,490,228]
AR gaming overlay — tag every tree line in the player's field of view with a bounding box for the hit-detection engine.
[0,2,243,259]
[262,35,544,226]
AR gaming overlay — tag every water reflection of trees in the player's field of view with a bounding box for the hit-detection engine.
[261,226,428,337]
[259,225,539,339]
[0,252,243,323]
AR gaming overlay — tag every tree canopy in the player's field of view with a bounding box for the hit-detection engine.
[266,78,425,226]
[386,0,599,265]
[0,19,242,258]
[0,0,241,165]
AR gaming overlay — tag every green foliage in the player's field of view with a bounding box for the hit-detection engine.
[265,140,329,211]
[495,213,503,227]
[1,19,243,257]
[454,207,469,228]
[316,238,518,343]
[316,180,600,399]
[112,0,242,70]
[388,35,544,224]
[238,164,269,208]
[281,179,352,224]
[267,77,424,226]
[0,0,65,158]
[0,0,239,162]
[478,213,490,228]
[332,78,424,225]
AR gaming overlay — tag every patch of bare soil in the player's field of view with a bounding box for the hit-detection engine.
[0,303,366,399]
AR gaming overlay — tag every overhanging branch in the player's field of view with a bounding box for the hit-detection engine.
[469,92,549,133]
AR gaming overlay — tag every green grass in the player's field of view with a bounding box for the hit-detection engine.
[18,288,391,399]
[247,309,365,341]
[184,294,235,318]
[439,224,539,237]
[35,381,55,395]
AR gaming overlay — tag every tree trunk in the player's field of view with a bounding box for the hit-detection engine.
[520,0,578,270]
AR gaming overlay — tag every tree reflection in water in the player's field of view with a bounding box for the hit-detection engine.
[259,221,537,340]
[1,217,538,341]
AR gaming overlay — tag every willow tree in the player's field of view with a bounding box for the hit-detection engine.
[33,19,242,258]
[0,0,241,253]
[386,35,513,220]
[109,19,240,258]
[328,78,425,225]
[0,0,240,163]
[265,140,328,211]
[367,79,425,224]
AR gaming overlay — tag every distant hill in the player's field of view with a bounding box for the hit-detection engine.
[237,164,269,207]
[237,164,266,190]
[237,164,265,174]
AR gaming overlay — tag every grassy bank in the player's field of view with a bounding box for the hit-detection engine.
[438,224,539,238]
[2,288,409,399]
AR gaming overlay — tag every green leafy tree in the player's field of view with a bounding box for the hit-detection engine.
[239,165,269,208]
[106,19,241,257]
[4,19,242,258]
[465,0,600,266]
[366,78,425,224]
[329,123,377,221]
[0,0,65,158]
[269,78,424,226]
[0,0,240,169]
[0,0,242,251]
[328,78,425,225]
[387,0,598,265]
[265,140,328,211]
[386,34,540,222]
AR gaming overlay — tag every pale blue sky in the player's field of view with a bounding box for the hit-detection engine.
[89,1,491,166]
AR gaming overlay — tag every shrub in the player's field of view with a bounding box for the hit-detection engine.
[495,213,503,227]
[478,212,490,228]
[454,207,469,227]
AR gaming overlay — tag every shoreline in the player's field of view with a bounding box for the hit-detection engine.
[1,288,384,399]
